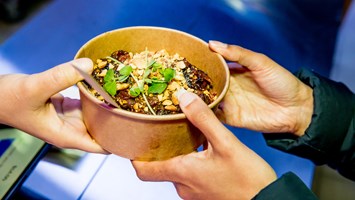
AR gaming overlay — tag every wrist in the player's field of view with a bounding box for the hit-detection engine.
[294,83,314,137]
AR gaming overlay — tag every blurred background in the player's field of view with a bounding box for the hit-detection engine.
[1,0,354,199]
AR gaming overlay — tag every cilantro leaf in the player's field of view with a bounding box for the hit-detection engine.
[104,81,117,96]
[103,69,117,96]
[152,62,162,71]
[119,65,133,76]
[118,75,129,82]
[148,83,167,94]
[163,68,175,82]
[130,86,141,97]
[104,69,115,82]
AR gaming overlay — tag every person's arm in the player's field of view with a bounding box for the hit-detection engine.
[0,58,106,153]
[132,89,318,200]
[253,172,318,200]
[133,90,278,200]
[264,68,355,180]
[132,42,325,199]
[209,41,355,181]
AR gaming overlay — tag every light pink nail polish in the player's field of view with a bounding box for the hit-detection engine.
[209,40,228,49]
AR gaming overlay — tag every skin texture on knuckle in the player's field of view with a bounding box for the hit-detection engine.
[49,66,77,88]
[134,168,149,181]
[132,162,163,182]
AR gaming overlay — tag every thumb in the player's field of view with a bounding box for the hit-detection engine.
[28,58,93,102]
[177,89,236,150]
[132,156,184,183]
[209,40,277,72]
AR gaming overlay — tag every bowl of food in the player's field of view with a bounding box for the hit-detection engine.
[75,26,229,161]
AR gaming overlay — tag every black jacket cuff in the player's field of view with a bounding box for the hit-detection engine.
[264,68,355,179]
[252,172,318,200]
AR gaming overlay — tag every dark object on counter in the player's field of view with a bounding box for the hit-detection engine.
[0,0,44,22]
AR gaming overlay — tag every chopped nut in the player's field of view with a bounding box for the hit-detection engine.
[97,60,107,69]
[172,92,179,105]
[119,100,127,105]
[158,94,164,101]
[174,72,185,81]
[116,83,130,91]
[165,105,177,111]
[167,81,180,91]
[90,48,217,115]
[163,90,170,100]
[108,63,115,69]
[162,100,173,106]
[176,61,186,69]
[132,70,139,77]
[98,69,107,77]
[133,103,139,110]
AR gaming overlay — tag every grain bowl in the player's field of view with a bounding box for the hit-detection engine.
[75,26,229,161]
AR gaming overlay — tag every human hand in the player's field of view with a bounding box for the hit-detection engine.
[209,41,314,136]
[132,90,277,200]
[0,58,107,153]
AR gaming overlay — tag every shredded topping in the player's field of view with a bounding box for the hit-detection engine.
[87,49,217,115]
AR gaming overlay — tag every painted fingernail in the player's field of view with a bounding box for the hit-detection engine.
[209,40,228,49]
[72,58,93,74]
[177,88,197,108]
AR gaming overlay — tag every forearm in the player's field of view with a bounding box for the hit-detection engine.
[264,68,355,180]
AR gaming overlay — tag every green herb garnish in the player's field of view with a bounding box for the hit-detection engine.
[163,68,175,82]
[146,68,175,94]
[129,86,141,97]
[148,83,167,94]
[103,69,117,96]
[152,62,162,71]
[102,56,176,115]
[118,65,132,82]
[119,65,133,76]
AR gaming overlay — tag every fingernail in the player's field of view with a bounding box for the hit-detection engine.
[209,40,228,49]
[72,58,93,74]
[177,88,197,108]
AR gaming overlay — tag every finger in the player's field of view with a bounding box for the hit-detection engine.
[67,135,109,154]
[173,182,193,200]
[61,97,83,119]
[209,40,277,72]
[44,117,108,154]
[28,58,93,103]
[132,157,184,182]
[50,93,64,115]
[60,99,107,154]
[228,62,248,73]
[60,133,109,154]
[45,95,108,154]
[176,89,236,149]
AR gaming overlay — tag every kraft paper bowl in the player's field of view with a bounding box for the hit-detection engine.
[75,26,229,161]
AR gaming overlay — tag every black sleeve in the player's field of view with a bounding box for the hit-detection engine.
[252,172,318,200]
[263,68,355,181]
